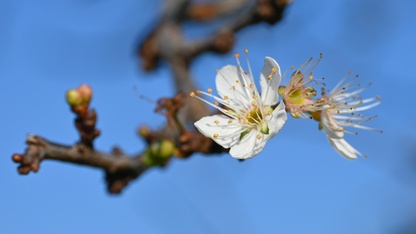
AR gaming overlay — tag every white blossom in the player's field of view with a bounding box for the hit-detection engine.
[191,52,287,159]
[278,54,327,118]
[319,75,381,159]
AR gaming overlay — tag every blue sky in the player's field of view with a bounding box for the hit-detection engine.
[1,0,416,233]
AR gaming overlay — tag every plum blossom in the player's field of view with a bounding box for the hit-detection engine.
[315,74,381,159]
[278,54,326,118]
[191,52,287,159]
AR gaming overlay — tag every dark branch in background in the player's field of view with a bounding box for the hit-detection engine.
[12,0,291,194]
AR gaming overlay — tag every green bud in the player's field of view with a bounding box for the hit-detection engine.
[153,140,175,159]
[143,140,176,167]
[66,89,82,106]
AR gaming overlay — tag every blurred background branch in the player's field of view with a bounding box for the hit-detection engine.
[12,0,291,194]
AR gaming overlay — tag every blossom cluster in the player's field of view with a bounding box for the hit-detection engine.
[190,51,381,160]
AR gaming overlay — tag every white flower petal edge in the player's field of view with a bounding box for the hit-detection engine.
[191,53,287,159]
[194,114,241,148]
[321,110,344,139]
[260,57,281,106]
[229,130,259,159]
[267,102,287,139]
[327,137,361,160]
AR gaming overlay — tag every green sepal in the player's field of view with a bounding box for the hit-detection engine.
[239,129,250,140]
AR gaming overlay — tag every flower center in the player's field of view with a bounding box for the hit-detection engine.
[246,108,263,124]
[242,107,270,135]
[288,88,305,105]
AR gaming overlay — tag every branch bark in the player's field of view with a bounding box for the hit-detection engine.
[13,135,148,194]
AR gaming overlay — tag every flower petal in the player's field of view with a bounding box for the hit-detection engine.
[260,57,282,106]
[229,130,260,159]
[327,137,361,160]
[216,65,251,106]
[194,114,241,148]
[267,101,287,138]
[252,134,270,156]
[321,110,344,139]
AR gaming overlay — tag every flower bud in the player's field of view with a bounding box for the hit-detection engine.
[142,140,176,167]
[78,84,93,103]
[66,89,82,106]
[149,140,175,159]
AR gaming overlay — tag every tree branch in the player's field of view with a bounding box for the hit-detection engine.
[12,0,291,194]
[12,135,148,194]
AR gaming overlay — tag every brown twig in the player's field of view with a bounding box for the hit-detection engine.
[75,109,101,148]
[12,135,148,194]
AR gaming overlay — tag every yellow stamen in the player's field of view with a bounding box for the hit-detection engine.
[207,88,212,93]
[213,134,219,139]
[246,108,263,124]
[214,120,219,125]
[189,92,195,97]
